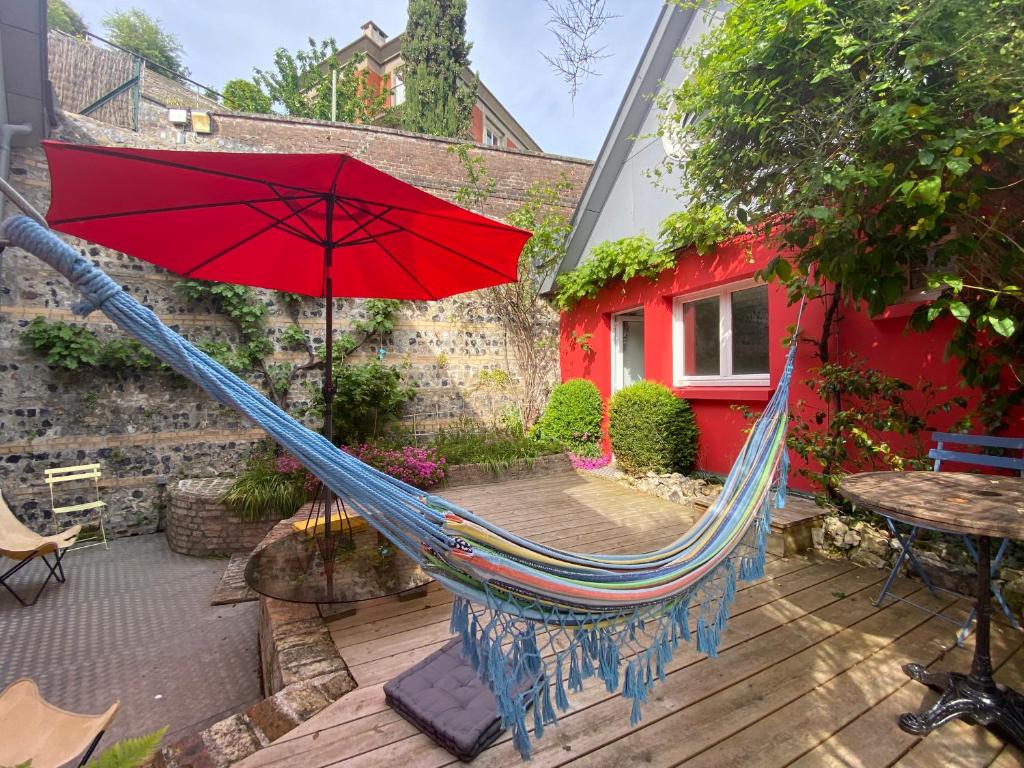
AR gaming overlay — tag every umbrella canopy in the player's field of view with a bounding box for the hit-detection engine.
[42,140,532,300]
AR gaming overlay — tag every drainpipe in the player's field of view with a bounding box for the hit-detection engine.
[0,123,32,221]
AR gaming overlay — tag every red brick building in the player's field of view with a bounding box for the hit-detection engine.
[335,21,540,152]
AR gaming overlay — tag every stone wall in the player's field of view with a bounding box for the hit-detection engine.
[0,102,590,535]
[166,478,291,557]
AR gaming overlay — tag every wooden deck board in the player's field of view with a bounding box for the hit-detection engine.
[238,472,1024,768]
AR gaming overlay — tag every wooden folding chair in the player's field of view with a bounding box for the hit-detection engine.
[0,490,80,607]
[0,678,119,768]
[45,463,109,551]
[874,432,1024,645]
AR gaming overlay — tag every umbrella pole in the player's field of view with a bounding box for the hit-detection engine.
[322,197,336,590]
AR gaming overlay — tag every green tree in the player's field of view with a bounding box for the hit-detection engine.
[402,0,476,138]
[660,0,1024,430]
[47,0,87,36]
[222,78,272,114]
[254,38,386,122]
[103,8,189,80]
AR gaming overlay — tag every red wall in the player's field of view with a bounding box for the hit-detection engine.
[470,106,484,143]
[558,237,1022,491]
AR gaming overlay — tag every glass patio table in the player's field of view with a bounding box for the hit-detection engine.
[244,527,432,607]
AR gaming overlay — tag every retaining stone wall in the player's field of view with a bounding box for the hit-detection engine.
[0,107,589,536]
[166,478,291,557]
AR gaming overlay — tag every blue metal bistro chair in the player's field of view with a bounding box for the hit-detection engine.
[874,432,1024,646]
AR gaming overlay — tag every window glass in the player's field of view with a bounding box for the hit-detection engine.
[392,72,405,105]
[682,296,720,376]
[731,285,769,374]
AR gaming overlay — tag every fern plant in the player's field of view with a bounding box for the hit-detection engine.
[89,727,167,768]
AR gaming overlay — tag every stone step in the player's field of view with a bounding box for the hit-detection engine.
[694,493,824,557]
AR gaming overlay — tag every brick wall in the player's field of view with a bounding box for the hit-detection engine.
[0,110,590,537]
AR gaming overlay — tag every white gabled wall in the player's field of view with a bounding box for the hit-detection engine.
[574,6,723,261]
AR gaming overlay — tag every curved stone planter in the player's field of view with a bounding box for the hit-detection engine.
[166,477,292,557]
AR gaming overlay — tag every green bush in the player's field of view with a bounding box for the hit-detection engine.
[608,381,698,474]
[432,418,562,474]
[534,379,604,456]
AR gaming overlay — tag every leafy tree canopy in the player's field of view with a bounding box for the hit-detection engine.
[402,0,476,138]
[254,38,385,122]
[48,0,87,36]
[103,8,189,80]
[222,78,272,114]
[660,0,1024,428]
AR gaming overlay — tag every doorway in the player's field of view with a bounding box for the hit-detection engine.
[612,309,645,393]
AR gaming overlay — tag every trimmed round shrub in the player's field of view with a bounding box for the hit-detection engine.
[534,378,604,457]
[609,381,698,474]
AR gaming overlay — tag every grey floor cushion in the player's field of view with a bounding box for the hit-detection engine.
[384,639,508,761]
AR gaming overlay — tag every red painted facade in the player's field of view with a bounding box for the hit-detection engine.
[559,236,1022,490]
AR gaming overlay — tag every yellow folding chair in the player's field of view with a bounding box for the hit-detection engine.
[45,464,108,551]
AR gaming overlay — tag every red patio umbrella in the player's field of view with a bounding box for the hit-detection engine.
[42,140,532,568]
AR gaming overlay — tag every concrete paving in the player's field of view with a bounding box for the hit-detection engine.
[0,534,261,746]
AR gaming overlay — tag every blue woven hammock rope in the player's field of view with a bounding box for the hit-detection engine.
[3,215,804,759]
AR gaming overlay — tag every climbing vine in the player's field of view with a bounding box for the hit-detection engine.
[657,0,1023,430]
[22,317,159,374]
[554,206,743,310]
[22,282,402,418]
[450,144,573,426]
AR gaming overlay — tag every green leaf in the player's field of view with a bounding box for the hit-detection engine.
[949,301,971,322]
[917,149,935,166]
[945,156,971,176]
[915,176,942,205]
[987,315,1017,338]
[89,727,167,768]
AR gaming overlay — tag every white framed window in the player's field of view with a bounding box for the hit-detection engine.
[392,71,405,105]
[672,279,770,387]
[484,123,504,147]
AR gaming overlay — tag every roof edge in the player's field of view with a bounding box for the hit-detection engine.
[541,2,700,293]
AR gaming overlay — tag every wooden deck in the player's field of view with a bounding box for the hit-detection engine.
[239,472,1024,768]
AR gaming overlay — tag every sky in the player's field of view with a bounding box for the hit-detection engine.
[67,0,667,159]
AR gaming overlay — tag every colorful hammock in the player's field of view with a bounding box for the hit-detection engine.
[3,215,800,758]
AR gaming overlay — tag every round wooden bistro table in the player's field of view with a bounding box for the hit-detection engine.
[840,471,1024,746]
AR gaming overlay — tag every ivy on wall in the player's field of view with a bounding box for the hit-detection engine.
[554,205,743,310]
[21,282,402,418]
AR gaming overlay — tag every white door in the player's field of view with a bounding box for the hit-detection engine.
[612,310,645,392]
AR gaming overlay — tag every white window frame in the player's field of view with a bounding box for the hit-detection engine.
[672,278,770,388]
[391,70,405,106]
[611,308,644,394]
[484,122,504,147]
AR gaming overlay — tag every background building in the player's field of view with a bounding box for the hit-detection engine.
[335,20,540,152]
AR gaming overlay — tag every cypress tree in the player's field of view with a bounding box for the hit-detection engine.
[401,0,476,138]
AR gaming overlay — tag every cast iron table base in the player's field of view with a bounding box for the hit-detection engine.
[897,536,1024,748]
[900,663,1024,744]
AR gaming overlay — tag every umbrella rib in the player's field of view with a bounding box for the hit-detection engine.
[333,199,438,301]
[333,228,404,248]
[331,207,392,247]
[183,197,322,277]
[340,198,517,282]
[48,194,322,226]
[244,203,323,246]
[265,183,324,243]
[336,193,530,233]
[330,156,351,194]
[52,143,329,197]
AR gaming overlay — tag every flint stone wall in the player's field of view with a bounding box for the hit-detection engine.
[0,103,589,536]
